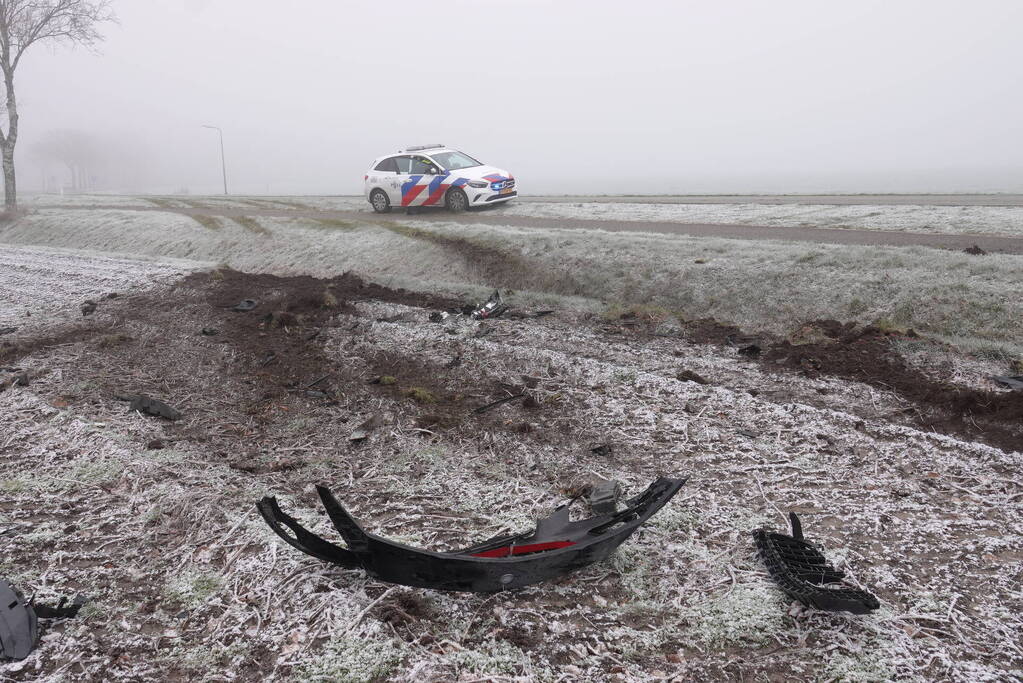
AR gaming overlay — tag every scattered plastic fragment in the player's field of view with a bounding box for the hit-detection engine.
[676,369,709,384]
[754,512,879,614]
[200,327,219,336]
[80,300,97,317]
[963,244,987,256]
[429,311,450,323]
[737,428,760,438]
[737,344,761,357]
[257,476,686,592]
[232,299,257,312]
[349,414,382,442]
[590,443,613,457]
[991,375,1023,391]
[0,326,16,336]
[123,394,181,421]
[473,393,524,414]
[586,479,622,515]
[472,290,509,320]
[1,579,86,661]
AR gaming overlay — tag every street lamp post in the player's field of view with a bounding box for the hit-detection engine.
[202,125,228,195]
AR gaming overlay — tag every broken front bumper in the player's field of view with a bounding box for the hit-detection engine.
[257,477,685,592]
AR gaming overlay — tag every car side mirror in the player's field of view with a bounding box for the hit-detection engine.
[427,167,438,175]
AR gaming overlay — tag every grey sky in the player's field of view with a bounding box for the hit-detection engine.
[21,0,1023,195]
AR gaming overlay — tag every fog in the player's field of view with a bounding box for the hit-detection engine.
[20,0,1023,195]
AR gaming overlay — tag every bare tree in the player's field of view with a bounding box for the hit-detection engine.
[0,0,114,210]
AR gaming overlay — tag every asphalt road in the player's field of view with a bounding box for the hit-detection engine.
[51,203,1023,255]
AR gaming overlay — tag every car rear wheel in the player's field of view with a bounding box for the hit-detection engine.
[445,188,468,213]
[370,189,391,214]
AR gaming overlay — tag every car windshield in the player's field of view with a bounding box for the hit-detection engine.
[430,150,482,171]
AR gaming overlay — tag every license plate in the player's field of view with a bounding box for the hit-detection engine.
[500,187,513,195]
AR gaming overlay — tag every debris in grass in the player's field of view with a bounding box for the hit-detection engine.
[200,327,219,336]
[677,369,710,384]
[590,443,613,457]
[1,580,86,661]
[736,429,760,438]
[349,413,383,442]
[754,512,880,614]
[586,478,622,515]
[429,311,450,323]
[256,477,686,592]
[0,326,16,336]
[472,290,509,320]
[991,375,1023,391]
[80,300,97,316]
[232,299,257,312]
[737,344,762,357]
[473,393,525,414]
[120,394,182,421]
[404,387,436,404]
[963,244,987,255]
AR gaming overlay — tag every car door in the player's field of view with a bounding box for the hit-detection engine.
[392,155,421,207]
[369,156,400,202]
[398,155,440,207]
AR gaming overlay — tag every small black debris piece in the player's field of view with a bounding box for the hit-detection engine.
[474,325,492,339]
[534,310,555,318]
[257,476,686,592]
[737,344,761,357]
[232,299,257,312]
[737,428,760,438]
[200,327,219,336]
[147,439,167,450]
[429,311,450,323]
[80,300,97,317]
[302,390,330,399]
[676,369,709,384]
[102,292,119,300]
[590,443,613,457]
[963,244,987,256]
[473,393,524,415]
[260,351,277,367]
[991,375,1023,391]
[444,355,462,369]
[586,479,622,515]
[754,512,879,614]
[472,290,509,320]
[128,395,181,421]
[33,595,87,620]
[349,414,382,442]
[0,326,16,336]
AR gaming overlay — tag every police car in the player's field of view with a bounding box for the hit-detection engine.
[364,145,516,213]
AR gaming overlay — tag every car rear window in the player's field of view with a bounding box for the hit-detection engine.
[374,157,398,172]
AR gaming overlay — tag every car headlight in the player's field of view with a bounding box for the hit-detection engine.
[467,181,489,188]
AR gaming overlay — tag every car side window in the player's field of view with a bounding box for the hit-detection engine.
[394,155,413,174]
[409,156,435,174]
[374,157,398,173]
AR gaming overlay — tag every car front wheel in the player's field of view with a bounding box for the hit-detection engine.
[445,188,468,213]
[370,189,391,214]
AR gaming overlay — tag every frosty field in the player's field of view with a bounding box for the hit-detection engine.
[1,198,1022,681]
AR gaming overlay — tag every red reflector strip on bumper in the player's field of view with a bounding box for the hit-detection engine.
[471,541,576,558]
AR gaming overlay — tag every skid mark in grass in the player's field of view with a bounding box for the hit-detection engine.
[311,217,359,231]
[143,197,181,209]
[376,222,591,296]
[190,213,223,231]
[228,215,271,236]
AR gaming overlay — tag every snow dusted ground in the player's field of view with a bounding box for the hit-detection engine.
[0,243,203,332]
[1,254,1021,680]
[498,201,1023,237]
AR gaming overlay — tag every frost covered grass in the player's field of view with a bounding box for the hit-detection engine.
[1,254,1022,680]
[4,204,1023,361]
[499,200,1023,236]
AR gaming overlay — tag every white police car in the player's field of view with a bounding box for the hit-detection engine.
[364,145,516,213]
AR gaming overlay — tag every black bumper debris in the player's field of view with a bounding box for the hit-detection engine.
[257,476,685,592]
[472,290,509,320]
[754,513,879,614]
